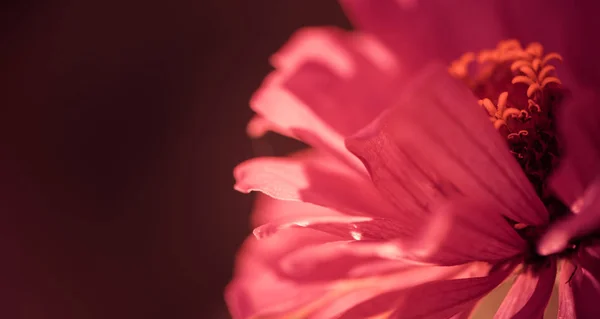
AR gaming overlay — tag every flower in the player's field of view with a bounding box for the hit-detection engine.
[227,1,600,318]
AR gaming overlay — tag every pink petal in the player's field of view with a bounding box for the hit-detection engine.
[226,229,339,319]
[228,228,486,319]
[538,179,600,256]
[338,260,518,319]
[339,0,505,64]
[234,149,396,218]
[278,236,494,283]
[557,260,576,319]
[305,262,479,319]
[558,244,600,319]
[251,27,403,171]
[253,215,427,243]
[408,199,526,266]
[345,63,547,228]
[245,115,291,139]
[494,259,556,319]
[250,194,343,228]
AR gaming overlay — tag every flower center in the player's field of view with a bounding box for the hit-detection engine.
[450,40,567,210]
[450,40,579,266]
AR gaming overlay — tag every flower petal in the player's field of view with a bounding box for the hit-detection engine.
[234,149,395,218]
[228,229,486,319]
[226,229,338,319]
[558,244,600,319]
[409,199,526,266]
[338,260,517,319]
[494,259,556,319]
[538,179,600,256]
[306,262,482,319]
[252,214,439,245]
[250,194,343,228]
[339,0,505,64]
[557,260,576,319]
[251,27,403,171]
[246,115,291,139]
[345,63,547,228]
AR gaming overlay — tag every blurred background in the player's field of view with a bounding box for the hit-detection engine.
[1,1,350,318]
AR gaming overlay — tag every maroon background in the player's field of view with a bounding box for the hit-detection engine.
[1,1,349,318]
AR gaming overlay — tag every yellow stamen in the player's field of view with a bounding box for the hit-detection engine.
[512,75,535,86]
[541,77,562,88]
[527,83,541,98]
[538,65,556,82]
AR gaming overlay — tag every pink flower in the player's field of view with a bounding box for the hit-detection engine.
[227,1,600,318]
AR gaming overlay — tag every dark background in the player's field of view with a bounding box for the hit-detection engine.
[1,1,349,318]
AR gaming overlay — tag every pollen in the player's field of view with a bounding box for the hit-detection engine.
[450,40,566,204]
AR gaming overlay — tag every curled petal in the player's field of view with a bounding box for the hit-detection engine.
[252,27,404,172]
[346,63,547,227]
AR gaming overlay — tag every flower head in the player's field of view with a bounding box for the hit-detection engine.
[227,1,600,318]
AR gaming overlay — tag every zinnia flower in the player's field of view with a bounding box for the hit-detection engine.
[226,1,600,318]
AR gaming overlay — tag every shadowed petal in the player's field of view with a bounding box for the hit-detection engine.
[494,259,556,319]
[555,93,600,193]
[549,159,585,212]
[558,244,600,319]
[345,63,547,229]
[234,149,395,218]
[539,179,600,256]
